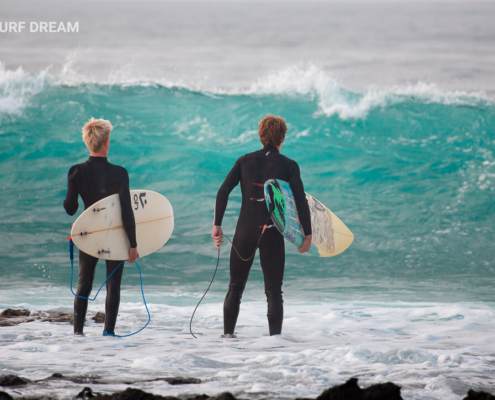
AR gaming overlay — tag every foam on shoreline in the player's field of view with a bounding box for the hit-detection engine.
[1,297,495,400]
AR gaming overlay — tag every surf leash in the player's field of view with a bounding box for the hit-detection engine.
[189,224,269,339]
[189,247,220,339]
[68,239,150,338]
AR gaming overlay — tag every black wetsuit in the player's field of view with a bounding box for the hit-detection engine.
[64,156,137,334]
[215,145,311,335]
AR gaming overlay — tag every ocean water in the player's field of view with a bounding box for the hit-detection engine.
[1,1,495,399]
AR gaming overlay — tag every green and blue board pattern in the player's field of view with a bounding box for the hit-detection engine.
[264,179,319,256]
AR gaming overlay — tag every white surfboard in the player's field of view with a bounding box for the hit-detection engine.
[71,190,174,260]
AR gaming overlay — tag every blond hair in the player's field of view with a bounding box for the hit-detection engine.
[258,115,287,147]
[82,118,112,153]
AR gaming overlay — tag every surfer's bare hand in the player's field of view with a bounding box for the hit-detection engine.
[297,235,312,254]
[127,247,139,263]
[212,225,224,249]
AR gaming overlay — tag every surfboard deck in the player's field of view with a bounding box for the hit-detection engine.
[264,179,353,257]
[71,190,174,261]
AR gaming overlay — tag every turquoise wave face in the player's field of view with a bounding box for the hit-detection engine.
[1,82,494,301]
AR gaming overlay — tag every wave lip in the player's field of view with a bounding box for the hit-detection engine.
[0,60,492,120]
[245,64,492,119]
[320,81,491,120]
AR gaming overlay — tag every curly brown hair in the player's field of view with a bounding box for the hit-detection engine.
[258,115,287,147]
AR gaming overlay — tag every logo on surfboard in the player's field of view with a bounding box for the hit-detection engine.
[133,192,147,210]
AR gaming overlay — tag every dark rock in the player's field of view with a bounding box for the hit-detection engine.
[49,373,65,380]
[317,378,362,400]
[0,310,80,326]
[0,317,36,327]
[151,377,201,385]
[1,309,30,317]
[316,378,402,400]
[118,377,201,386]
[0,391,14,400]
[363,382,402,400]
[44,373,102,384]
[76,387,98,399]
[186,393,242,400]
[0,309,35,326]
[92,312,105,324]
[0,374,31,387]
[41,311,74,325]
[464,389,495,400]
[35,374,200,386]
[93,387,180,400]
[211,393,237,400]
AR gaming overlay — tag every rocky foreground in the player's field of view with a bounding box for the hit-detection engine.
[0,308,105,326]
[0,373,494,400]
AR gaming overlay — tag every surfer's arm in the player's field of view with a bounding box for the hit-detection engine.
[289,163,312,236]
[211,225,224,249]
[63,166,79,216]
[214,158,241,227]
[297,234,312,254]
[118,169,138,249]
[127,247,139,264]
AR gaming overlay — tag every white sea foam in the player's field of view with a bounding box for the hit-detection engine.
[0,62,50,117]
[1,288,495,400]
[0,60,491,120]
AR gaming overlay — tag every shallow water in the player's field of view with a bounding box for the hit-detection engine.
[2,289,495,400]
